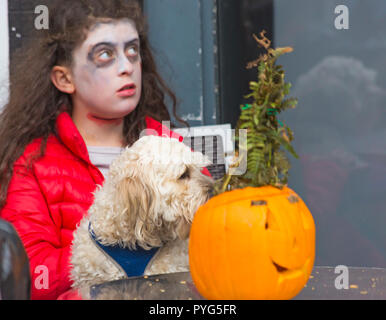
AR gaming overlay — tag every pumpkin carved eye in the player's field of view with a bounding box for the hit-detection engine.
[251,200,267,206]
[287,194,299,203]
[250,200,280,231]
[265,209,280,231]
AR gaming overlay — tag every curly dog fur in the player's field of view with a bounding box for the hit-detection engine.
[70,135,214,294]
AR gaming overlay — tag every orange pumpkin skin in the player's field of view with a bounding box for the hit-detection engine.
[189,186,315,300]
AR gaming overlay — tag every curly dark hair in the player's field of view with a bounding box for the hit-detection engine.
[0,0,189,208]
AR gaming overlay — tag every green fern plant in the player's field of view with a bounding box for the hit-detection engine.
[213,30,298,196]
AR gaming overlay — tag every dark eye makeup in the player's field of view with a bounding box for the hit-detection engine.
[87,40,140,68]
[88,43,115,67]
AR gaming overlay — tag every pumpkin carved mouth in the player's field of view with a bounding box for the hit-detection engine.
[272,261,288,273]
[272,260,304,279]
[272,258,312,280]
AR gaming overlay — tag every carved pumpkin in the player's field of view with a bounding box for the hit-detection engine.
[189,186,315,300]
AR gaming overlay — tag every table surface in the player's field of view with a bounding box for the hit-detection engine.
[88,266,386,300]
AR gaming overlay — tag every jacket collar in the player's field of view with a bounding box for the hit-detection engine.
[56,111,90,164]
[55,111,184,165]
[144,116,184,142]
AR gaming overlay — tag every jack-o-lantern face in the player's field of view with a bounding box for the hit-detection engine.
[189,186,315,300]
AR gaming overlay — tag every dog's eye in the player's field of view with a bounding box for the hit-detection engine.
[178,168,190,180]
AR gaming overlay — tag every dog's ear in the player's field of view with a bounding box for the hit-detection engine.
[114,175,151,226]
[112,175,163,249]
[175,217,191,240]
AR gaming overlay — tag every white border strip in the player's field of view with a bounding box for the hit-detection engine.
[0,0,9,110]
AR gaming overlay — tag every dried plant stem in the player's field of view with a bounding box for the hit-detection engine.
[220,152,245,193]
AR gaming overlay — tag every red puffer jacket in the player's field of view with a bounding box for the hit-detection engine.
[0,111,211,300]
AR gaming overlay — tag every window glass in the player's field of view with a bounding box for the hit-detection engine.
[275,0,386,267]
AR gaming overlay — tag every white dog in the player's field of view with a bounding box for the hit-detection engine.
[70,135,214,295]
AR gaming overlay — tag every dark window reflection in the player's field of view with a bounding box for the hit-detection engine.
[275,0,386,267]
[217,0,274,127]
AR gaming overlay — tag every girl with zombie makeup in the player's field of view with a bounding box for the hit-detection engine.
[0,0,211,300]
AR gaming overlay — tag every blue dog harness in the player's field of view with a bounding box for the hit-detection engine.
[88,223,159,277]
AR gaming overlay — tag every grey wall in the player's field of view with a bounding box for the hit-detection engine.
[144,0,219,127]
[0,0,9,110]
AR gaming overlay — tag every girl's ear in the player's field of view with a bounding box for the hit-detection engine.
[50,66,75,94]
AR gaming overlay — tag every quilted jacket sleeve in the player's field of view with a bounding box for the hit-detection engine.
[0,155,72,300]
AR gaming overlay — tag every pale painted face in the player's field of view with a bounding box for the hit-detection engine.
[71,19,142,120]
